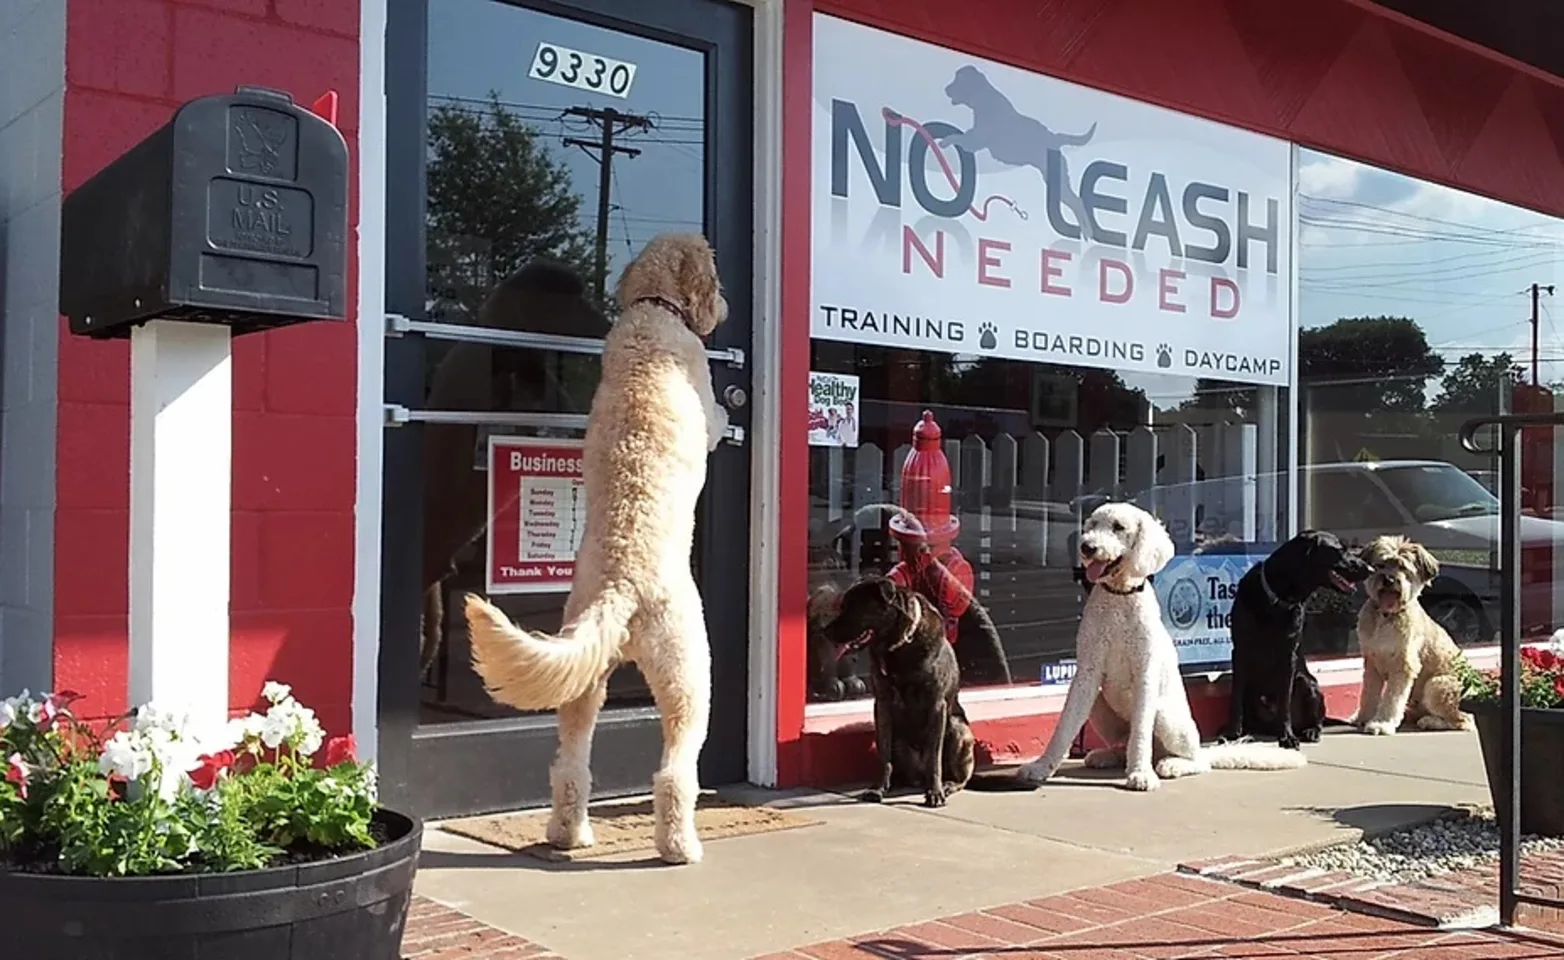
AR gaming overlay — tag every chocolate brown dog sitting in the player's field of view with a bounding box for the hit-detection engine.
[826,577,974,807]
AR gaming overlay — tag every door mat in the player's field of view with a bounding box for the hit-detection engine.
[440,793,823,862]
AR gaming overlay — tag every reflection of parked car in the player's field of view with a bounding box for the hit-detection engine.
[1304,460,1564,644]
[1466,469,1498,495]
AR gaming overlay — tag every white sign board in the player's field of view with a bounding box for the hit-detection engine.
[810,15,1294,387]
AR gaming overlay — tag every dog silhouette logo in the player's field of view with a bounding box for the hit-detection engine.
[940,66,1098,241]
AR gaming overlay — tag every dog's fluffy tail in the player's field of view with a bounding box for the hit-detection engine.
[1202,740,1309,771]
[464,588,635,711]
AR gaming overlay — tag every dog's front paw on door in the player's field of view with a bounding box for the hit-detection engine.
[1123,769,1161,792]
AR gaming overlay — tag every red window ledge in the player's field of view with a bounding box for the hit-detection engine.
[792,646,1512,789]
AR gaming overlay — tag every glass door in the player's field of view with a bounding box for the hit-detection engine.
[379,0,754,819]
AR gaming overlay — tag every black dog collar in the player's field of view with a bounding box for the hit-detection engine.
[1257,558,1283,605]
[1098,579,1148,595]
[634,295,695,328]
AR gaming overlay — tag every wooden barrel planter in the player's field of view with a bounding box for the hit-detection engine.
[0,809,422,960]
[1469,702,1564,837]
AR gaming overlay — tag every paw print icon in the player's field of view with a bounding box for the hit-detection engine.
[1156,344,1174,369]
[978,322,998,350]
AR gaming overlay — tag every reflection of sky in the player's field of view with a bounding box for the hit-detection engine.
[1298,148,1564,387]
[1122,150,1564,408]
[426,0,706,282]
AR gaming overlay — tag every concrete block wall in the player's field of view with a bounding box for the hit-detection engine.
[0,0,65,696]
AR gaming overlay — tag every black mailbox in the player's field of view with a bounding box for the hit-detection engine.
[59,85,349,339]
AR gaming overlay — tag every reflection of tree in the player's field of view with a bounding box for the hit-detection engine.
[933,356,1145,429]
[1433,352,1524,414]
[426,92,602,322]
[1298,316,1444,411]
[1187,315,1445,421]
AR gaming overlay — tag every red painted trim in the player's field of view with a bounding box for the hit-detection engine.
[797,669,1368,787]
[773,0,814,786]
[1338,0,1564,94]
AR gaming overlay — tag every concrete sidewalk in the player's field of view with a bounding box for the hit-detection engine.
[408,728,1503,960]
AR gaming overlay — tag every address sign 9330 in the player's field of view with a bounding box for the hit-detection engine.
[528,41,637,99]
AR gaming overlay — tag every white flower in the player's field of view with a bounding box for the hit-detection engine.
[261,681,292,705]
[226,714,266,755]
[99,731,155,782]
[255,696,326,756]
[259,711,292,750]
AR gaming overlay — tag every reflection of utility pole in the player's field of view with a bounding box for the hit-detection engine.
[563,106,652,304]
[1531,282,1557,386]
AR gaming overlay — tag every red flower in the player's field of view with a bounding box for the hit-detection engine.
[323,735,357,768]
[5,753,32,799]
[188,750,235,791]
[1554,675,1564,701]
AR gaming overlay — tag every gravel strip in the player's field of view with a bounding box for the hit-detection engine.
[1280,814,1564,884]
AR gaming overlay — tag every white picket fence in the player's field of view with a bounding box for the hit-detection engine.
[813,421,1279,669]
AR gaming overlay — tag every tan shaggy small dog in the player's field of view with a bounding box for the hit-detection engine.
[464,233,730,865]
[1351,535,1474,736]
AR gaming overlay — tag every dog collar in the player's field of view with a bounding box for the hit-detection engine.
[1098,579,1148,595]
[1257,559,1283,605]
[888,596,924,651]
[634,295,695,328]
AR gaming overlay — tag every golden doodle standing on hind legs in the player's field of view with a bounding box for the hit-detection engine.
[464,233,730,865]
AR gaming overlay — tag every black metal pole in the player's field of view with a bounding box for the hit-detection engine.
[1498,420,1522,927]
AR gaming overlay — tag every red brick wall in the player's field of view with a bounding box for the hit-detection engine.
[54,0,362,734]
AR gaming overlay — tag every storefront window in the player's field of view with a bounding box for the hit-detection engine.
[1296,149,1564,654]
[805,15,1292,704]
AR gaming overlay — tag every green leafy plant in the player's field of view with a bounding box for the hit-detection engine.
[1458,645,1564,709]
[0,683,377,877]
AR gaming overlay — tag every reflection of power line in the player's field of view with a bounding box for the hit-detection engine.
[610,168,635,258]
[429,93,703,126]
[1530,282,1556,385]
[1301,194,1564,246]
[1300,214,1562,250]
[562,105,653,303]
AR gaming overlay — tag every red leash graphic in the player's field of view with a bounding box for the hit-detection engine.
[882,107,1028,222]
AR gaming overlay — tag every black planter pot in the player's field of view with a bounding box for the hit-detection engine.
[0,808,422,960]
[1468,702,1564,837]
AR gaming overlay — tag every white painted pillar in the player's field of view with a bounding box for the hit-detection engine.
[128,320,232,729]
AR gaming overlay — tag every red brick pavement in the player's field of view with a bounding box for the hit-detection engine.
[1185,846,1564,935]
[403,875,1564,959]
[759,872,1564,959]
[402,896,561,959]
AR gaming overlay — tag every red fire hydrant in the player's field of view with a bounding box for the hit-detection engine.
[886,411,975,646]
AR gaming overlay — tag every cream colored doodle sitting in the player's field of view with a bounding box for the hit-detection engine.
[1017,503,1308,792]
[1351,535,1473,736]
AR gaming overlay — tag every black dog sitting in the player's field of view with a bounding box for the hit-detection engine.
[825,577,1037,806]
[826,577,975,807]
[1222,531,1372,749]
